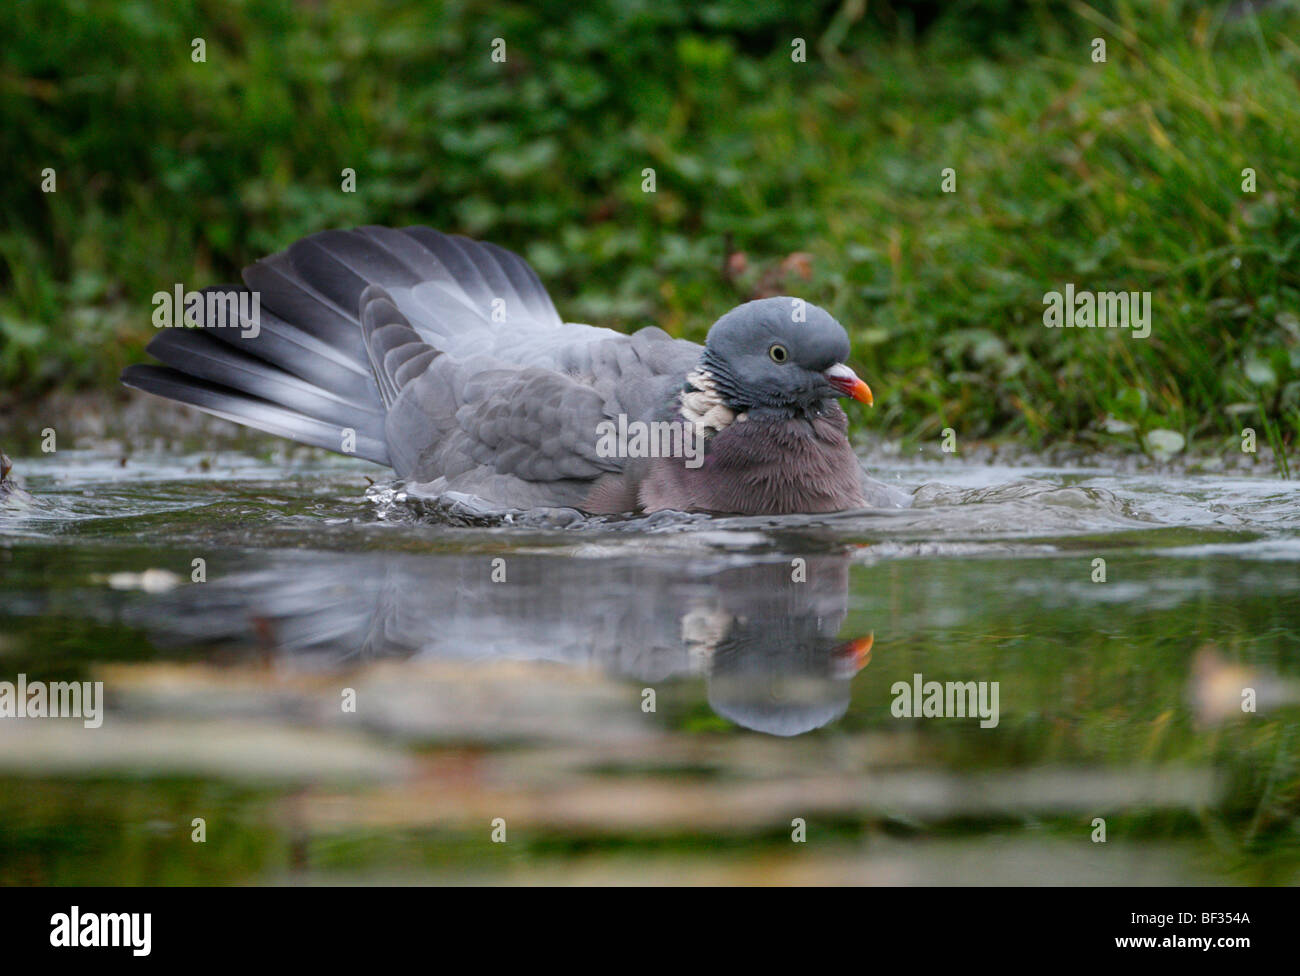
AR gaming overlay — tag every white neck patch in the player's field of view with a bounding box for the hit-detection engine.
[680,367,746,434]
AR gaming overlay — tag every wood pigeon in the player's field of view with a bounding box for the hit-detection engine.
[123,227,902,514]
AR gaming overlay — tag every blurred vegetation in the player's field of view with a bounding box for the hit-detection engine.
[1,0,1298,458]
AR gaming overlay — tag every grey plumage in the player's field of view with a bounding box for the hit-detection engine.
[122,226,898,514]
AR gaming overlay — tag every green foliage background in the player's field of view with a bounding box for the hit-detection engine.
[1,0,1297,453]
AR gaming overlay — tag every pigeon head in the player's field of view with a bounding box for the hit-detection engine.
[699,297,873,414]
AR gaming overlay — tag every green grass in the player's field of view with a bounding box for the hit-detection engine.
[1,0,1297,463]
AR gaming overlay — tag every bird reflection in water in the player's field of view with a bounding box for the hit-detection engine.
[137,550,874,737]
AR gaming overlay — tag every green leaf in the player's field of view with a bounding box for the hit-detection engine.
[1145,429,1186,458]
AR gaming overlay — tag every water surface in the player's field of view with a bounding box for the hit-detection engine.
[1,443,1297,884]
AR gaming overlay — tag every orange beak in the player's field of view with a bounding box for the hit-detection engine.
[834,633,874,673]
[824,363,873,405]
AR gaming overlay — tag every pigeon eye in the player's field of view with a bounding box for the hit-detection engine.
[769,343,789,364]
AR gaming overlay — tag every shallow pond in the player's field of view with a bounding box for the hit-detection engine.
[1,434,1298,884]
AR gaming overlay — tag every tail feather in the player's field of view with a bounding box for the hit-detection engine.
[120,226,568,469]
[144,327,387,438]
[478,239,563,325]
[307,228,425,291]
[284,236,386,319]
[200,298,378,404]
[401,228,498,312]
[120,364,391,465]
[400,227,564,329]
[242,255,367,357]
